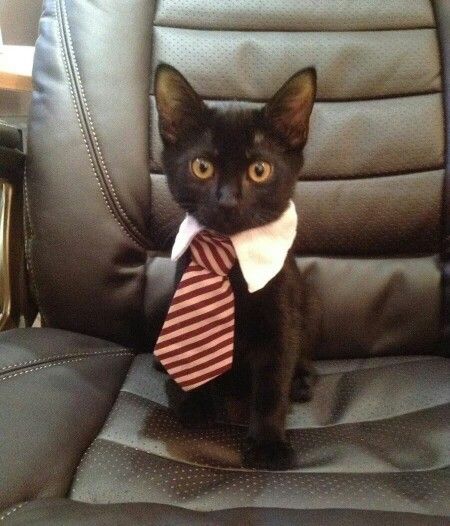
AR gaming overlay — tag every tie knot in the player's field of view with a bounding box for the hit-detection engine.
[190,230,236,275]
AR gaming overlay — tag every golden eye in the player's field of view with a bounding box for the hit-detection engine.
[190,158,214,180]
[247,161,272,183]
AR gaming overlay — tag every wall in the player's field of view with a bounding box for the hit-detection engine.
[1,0,42,45]
[0,0,42,120]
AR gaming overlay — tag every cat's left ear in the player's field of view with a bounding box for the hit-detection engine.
[264,67,316,149]
[155,63,206,144]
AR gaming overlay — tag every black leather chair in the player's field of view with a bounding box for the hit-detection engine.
[1,1,449,524]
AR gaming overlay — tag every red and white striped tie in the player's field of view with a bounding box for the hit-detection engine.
[154,230,236,391]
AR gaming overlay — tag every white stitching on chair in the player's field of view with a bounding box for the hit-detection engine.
[0,351,134,383]
[0,502,27,521]
[23,167,33,239]
[54,0,143,249]
[60,0,148,247]
[23,166,45,321]
[0,348,130,373]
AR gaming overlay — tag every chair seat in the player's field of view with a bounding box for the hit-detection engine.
[1,500,447,525]
[1,328,449,524]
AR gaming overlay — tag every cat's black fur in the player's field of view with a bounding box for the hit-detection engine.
[154,64,320,470]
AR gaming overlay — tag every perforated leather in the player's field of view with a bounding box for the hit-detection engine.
[68,353,450,516]
[26,0,447,357]
[149,96,445,178]
[151,28,441,101]
[155,0,435,31]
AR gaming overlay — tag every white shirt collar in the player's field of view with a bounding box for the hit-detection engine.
[171,200,298,293]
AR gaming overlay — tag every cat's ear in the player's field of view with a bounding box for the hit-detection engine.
[155,64,206,144]
[264,67,316,149]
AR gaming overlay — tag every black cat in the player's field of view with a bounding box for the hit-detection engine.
[154,64,320,470]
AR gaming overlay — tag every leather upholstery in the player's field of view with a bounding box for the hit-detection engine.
[143,254,441,359]
[155,0,436,31]
[151,28,441,100]
[435,0,450,347]
[1,335,449,524]
[150,169,445,255]
[26,0,446,357]
[0,328,133,511]
[68,354,449,516]
[149,90,445,180]
[1,500,448,526]
[1,0,449,524]
[26,0,153,347]
[298,256,440,358]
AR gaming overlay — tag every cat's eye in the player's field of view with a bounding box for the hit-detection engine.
[247,161,272,183]
[190,158,215,180]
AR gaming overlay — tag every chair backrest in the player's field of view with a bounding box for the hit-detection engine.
[26,0,449,357]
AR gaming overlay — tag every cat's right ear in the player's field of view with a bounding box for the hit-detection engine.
[155,64,206,144]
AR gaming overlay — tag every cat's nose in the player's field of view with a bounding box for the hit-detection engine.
[217,185,239,209]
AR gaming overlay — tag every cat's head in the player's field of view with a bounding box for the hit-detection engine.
[155,64,316,235]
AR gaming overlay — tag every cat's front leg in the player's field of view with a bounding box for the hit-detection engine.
[166,380,217,428]
[242,352,297,470]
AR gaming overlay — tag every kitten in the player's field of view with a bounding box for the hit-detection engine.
[154,64,319,470]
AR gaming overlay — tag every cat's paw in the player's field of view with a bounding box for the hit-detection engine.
[242,437,296,470]
[290,366,316,403]
[176,393,217,428]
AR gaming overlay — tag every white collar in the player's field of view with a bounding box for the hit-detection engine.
[171,200,298,293]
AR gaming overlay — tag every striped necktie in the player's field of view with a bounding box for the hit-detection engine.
[154,230,236,391]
